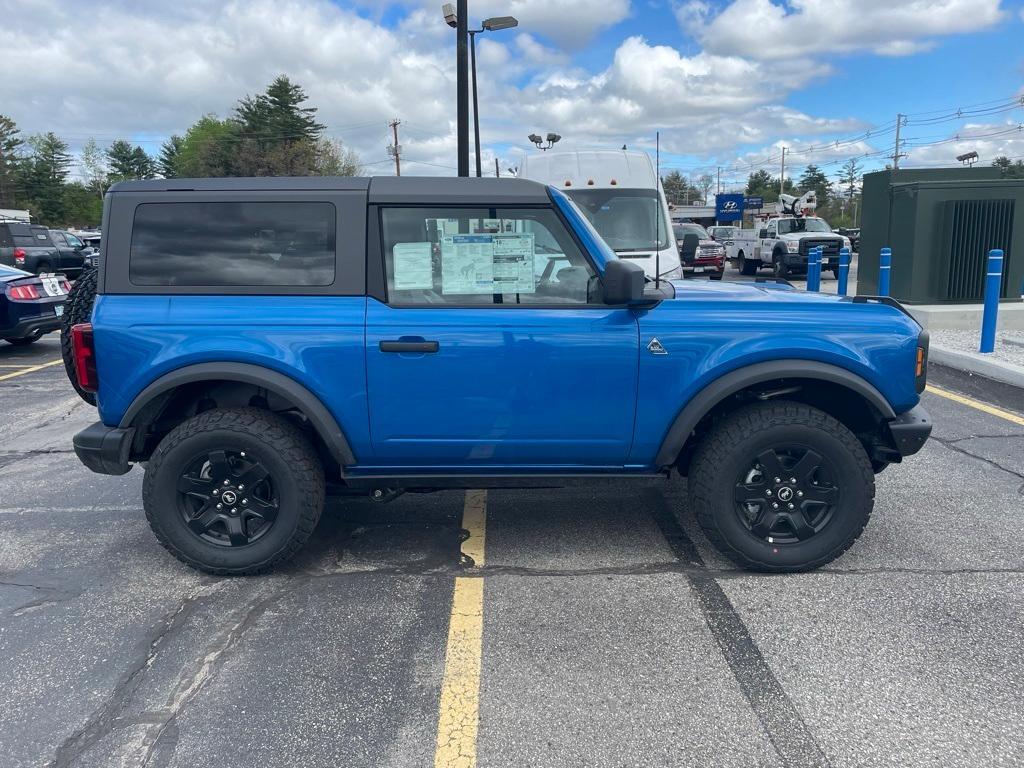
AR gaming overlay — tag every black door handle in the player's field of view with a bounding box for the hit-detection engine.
[379,340,439,353]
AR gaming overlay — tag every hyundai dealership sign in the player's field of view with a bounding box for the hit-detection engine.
[715,193,744,221]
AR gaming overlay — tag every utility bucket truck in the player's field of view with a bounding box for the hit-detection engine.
[729,191,851,278]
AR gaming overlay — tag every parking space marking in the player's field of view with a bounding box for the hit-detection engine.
[650,494,831,768]
[0,359,62,382]
[927,385,1024,426]
[433,490,488,768]
[460,489,487,568]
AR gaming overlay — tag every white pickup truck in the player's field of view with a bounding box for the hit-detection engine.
[729,216,851,278]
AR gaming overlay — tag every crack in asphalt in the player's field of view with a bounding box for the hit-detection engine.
[931,434,1024,486]
[134,579,308,768]
[45,580,225,768]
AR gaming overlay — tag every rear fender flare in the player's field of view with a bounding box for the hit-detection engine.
[119,362,355,465]
[654,360,896,467]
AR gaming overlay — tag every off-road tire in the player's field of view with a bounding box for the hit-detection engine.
[143,408,325,576]
[688,400,874,572]
[60,268,98,405]
[739,252,758,276]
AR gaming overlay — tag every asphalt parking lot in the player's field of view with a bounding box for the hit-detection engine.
[2,332,1023,768]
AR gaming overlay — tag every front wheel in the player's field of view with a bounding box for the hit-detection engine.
[687,401,874,572]
[772,252,788,278]
[143,408,325,575]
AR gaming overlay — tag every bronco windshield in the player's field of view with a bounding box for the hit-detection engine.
[777,218,831,234]
[564,188,671,252]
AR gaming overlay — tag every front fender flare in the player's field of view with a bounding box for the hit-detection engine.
[654,360,896,467]
[118,362,356,466]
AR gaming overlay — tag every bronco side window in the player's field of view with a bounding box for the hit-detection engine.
[381,207,602,306]
[129,202,336,287]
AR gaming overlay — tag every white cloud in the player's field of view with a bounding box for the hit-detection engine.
[427,0,632,47]
[678,0,1004,59]
[902,120,1024,167]
[0,0,889,178]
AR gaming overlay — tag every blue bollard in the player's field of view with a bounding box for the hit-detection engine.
[837,246,850,296]
[980,248,1004,354]
[879,247,892,296]
[806,246,821,292]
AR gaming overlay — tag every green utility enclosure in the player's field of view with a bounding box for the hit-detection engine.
[859,167,1023,303]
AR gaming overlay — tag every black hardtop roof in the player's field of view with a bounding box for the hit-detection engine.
[108,176,552,205]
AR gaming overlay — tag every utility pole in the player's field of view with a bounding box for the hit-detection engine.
[387,119,402,176]
[892,113,906,170]
[716,167,721,195]
[495,158,500,177]
[779,147,786,196]
[456,0,469,176]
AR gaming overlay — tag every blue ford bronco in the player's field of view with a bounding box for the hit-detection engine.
[67,176,931,575]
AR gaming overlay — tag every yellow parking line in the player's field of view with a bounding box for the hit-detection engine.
[460,489,487,568]
[0,359,62,382]
[434,490,487,768]
[926,385,1024,426]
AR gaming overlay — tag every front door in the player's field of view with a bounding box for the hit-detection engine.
[364,205,640,469]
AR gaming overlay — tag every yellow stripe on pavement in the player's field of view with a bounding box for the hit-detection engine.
[434,490,488,768]
[0,359,62,382]
[460,489,487,568]
[926,385,1024,427]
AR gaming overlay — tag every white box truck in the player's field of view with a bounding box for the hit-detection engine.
[518,150,681,280]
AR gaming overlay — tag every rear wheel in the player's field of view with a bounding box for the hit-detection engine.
[739,252,757,276]
[60,268,98,405]
[4,333,41,346]
[35,261,52,275]
[687,401,874,572]
[143,408,325,575]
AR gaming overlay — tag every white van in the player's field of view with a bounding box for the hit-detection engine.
[518,150,681,280]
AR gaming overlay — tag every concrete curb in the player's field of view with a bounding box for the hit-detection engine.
[930,344,1024,389]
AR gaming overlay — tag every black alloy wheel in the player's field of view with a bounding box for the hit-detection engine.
[177,448,280,547]
[687,401,874,572]
[733,446,839,544]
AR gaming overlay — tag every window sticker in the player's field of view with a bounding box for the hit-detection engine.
[492,233,536,294]
[439,233,537,295]
[392,241,434,290]
[441,235,495,294]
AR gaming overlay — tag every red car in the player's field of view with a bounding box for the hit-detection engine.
[673,223,725,279]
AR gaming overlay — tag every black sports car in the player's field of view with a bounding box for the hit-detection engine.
[1,264,70,346]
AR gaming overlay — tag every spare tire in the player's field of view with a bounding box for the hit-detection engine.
[61,269,98,406]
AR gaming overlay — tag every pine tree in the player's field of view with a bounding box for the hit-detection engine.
[0,114,23,208]
[22,133,72,224]
[838,158,862,199]
[797,164,832,208]
[158,135,184,178]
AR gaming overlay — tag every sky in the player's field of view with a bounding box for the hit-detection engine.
[2,0,1023,189]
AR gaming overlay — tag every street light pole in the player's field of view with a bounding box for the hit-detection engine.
[470,29,481,177]
[456,0,469,177]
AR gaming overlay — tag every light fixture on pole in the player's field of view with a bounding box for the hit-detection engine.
[441,3,470,176]
[443,6,518,177]
[528,132,561,151]
[956,150,979,168]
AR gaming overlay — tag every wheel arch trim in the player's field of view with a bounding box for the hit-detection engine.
[655,360,897,467]
[118,362,356,465]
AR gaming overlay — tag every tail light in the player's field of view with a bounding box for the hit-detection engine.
[13,247,26,266]
[6,283,40,301]
[60,279,72,293]
[71,323,98,393]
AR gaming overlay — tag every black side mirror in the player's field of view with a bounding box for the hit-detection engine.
[681,233,700,260]
[758,228,768,238]
[603,259,646,305]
